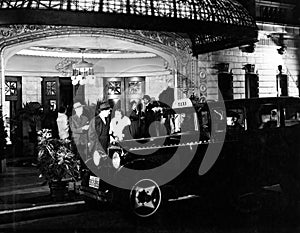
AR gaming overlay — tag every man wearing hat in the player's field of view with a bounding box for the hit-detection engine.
[69,101,89,159]
[88,102,111,165]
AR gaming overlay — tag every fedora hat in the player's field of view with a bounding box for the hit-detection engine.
[99,102,110,110]
[142,95,151,101]
[73,102,84,109]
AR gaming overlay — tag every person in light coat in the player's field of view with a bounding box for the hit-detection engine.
[56,106,69,140]
[110,108,131,142]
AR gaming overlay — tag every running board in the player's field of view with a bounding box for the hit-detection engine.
[168,195,200,202]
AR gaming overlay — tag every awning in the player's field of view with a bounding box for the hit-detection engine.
[0,0,258,55]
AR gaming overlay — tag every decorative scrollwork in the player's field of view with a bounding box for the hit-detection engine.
[0,0,256,28]
[0,25,63,40]
[55,58,76,77]
[0,25,191,59]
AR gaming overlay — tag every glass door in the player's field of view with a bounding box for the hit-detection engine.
[42,77,60,113]
[104,77,145,114]
[125,77,145,114]
[105,77,125,111]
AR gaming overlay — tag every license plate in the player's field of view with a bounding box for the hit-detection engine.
[89,175,100,189]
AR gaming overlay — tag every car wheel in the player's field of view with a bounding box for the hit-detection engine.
[129,178,162,218]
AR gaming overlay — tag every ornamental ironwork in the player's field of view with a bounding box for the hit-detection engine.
[0,0,255,28]
[0,0,258,55]
[108,81,121,95]
[0,25,191,57]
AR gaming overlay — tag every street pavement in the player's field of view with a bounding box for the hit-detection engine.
[0,158,85,225]
[0,158,300,233]
[0,194,299,233]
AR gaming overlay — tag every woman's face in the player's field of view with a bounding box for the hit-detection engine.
[115,111,122,120]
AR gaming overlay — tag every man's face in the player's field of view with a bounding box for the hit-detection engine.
[75,107,83,116]
[143,98,149,104]
[103,109,111,118]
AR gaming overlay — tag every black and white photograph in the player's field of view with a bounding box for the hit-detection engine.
[0,0,300,232]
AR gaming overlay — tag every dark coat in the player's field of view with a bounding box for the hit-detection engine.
[129,109,140,139]
[88,115,110,154]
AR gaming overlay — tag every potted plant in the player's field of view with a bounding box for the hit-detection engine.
[37,129,80,201]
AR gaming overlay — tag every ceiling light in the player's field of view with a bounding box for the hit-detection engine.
[71,49,94,86]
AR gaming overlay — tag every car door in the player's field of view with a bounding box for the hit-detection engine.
[243,101,283,188]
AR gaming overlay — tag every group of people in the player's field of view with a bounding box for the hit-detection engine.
[53,94,168,162]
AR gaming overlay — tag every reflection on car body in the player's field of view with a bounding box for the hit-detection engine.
[80,97,300,218]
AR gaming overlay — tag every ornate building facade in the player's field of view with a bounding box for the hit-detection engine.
[0,0,299,157]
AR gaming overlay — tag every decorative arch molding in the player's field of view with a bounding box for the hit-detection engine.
[0,25,195,104]
[0,25,192,62]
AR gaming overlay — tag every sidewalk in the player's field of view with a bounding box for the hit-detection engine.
[0,158,85,225]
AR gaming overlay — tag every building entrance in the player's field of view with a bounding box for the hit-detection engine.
[42,77,73,115]
[5,76,22,156]
[104,77,145,114]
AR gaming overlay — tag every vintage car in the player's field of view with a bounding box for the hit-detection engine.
[80,97,300,218]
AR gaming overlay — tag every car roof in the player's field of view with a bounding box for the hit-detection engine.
[209,97,300,107]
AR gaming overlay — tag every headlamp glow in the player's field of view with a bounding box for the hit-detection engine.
[93,150,100,166]
[112,151,121,169]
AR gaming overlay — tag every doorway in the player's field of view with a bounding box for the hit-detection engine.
[5,76,22,156]
[104,77,145,114]
[42,77,73,115]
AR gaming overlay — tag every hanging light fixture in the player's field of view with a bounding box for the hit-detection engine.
[71,48,94,85]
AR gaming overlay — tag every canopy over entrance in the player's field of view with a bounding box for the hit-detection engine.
[0,0,258,55]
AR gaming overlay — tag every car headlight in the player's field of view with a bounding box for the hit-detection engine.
[93,150,100,166]
[112,151,121,169]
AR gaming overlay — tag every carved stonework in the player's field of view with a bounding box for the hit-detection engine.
[55,58,76,77]
[0,25,63,39]
[135,30,190,52]
[0,25,192,59]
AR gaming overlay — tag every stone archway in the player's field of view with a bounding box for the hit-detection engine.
[0,25,194,106]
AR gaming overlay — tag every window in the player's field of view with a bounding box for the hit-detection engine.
[5,81,17,96]
[226,108,245,131]
[258,104,280,129]
[128,81,142,94]
[108,81,121,95]
[46,81,56,96]
[212,107,226,133]
[173,108,198,133]
[284,105,300,127]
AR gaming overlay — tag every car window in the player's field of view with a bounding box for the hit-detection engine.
[173,108,198,133]
[226,108,245,131]
[284,105,300,127]
[258,104,280,129]
[212,107,226,133]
